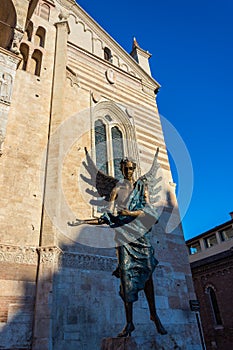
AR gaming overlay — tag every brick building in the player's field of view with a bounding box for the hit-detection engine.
[186,212,233,350]
[0,1,202,349]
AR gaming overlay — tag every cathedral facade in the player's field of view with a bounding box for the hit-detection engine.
[0,1,202,349]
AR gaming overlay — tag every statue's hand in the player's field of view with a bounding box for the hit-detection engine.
[67,218,85,226]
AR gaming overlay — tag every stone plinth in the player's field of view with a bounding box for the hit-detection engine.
[101,335,181,350]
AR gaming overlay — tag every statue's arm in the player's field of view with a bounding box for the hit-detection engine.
[67,217,102,226]
[118,209,145,217]
[68,187,119,227]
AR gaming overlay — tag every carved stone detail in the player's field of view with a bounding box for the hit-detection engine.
[66,66,80,87]
[0,245,119,274]
[0,72,13,104]
[58,9,69,21]
[105,68,115,84]
[0,50,21,69]
[59,252,117,271]
[126,108,135,118]
[10,27,24,55]
[38,246,63,266]
[0,245,38,265]
[92,90,101,103]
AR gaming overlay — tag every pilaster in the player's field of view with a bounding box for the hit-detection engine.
[51,19,70,130]
[40,18,70,247]
[32,246,62,350]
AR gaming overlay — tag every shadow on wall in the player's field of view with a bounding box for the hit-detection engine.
[0,280,35,349]
[0,241,122,350]
[0,206,194,350]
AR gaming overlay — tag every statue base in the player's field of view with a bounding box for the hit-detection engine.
[101,335,181,350]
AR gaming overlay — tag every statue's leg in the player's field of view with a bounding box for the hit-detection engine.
[144,277,167,335]
[117,302,135,337]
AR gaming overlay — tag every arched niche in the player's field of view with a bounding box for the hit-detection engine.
[31,49,42,76]
[35,26,46,48]
[19,43,29,71]
[0,0,17,50]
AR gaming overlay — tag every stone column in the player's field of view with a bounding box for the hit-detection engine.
[32,246,62,350]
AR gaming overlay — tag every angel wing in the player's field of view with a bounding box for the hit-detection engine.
[80,147,119,210]
[139,147,162,206]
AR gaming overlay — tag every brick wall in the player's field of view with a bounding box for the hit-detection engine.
[191,250,233,350]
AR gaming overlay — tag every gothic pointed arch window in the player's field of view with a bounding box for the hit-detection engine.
[94,118,124,179]
[206,286,222,325]
[93,101,139,180]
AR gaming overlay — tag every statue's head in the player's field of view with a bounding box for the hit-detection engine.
[120,158,136,180]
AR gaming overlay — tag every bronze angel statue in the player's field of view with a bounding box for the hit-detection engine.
[68,147,167,337]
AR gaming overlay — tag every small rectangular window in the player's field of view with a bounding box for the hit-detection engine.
[219,226,233,241]
[204,234,218,248]
[188,241,201,255]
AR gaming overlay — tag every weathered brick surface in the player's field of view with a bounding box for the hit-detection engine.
[191,252,233,350]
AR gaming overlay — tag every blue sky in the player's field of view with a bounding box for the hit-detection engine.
[76,0,233,240]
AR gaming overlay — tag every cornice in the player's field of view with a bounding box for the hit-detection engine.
[59,252,117,271]
[0,244,38,265]
[55,0,160,89]
[0,244,117,272]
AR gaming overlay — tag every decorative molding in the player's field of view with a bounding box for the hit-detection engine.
[126,108,135,118]
[0,50,21,69]
[0,245,117,272]
[56,0,76,9]
[59,252,117,271]
[10,28,24,55]
[105,68,115,84]
[62,1,160,87]
[92,90,101,103]
[197,264,233,282]
[0,245,38,265]
[0,245,62,266]
[38,246,63,266]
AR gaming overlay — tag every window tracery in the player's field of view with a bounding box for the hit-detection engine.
[93,102,139,180]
